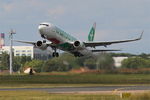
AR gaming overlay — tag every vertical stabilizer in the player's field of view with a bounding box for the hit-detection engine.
[88,22,96,41]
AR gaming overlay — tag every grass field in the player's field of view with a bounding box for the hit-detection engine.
[0,73,150,89]
[0,73,150,100]
[0,91,149,100]
[0,73,150,85]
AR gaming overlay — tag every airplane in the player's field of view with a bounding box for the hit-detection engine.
[15,22,143,57]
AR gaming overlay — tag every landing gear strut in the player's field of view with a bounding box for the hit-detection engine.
[41,34,46,39]
[52,47,59,57]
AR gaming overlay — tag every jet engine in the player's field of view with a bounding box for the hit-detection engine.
[36,41,48,50]
[73,41,85,49]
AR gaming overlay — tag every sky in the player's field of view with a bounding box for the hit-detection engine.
[0,0,150,54]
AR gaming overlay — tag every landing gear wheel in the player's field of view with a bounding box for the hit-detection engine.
[52,47,59,57]
[56,52,59,57]
[52,52,55,57]
[52,52,59,57]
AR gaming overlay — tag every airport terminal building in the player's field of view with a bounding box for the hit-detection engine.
[0,33,52,60]
[0,46,52,60]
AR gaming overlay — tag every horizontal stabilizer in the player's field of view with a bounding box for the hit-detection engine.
[91,49,121,52]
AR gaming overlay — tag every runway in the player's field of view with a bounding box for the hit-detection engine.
[0,85,149,93]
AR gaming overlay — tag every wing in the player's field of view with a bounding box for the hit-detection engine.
[13,40,55,47]
[84,31,143,47]
[13,40,36,45]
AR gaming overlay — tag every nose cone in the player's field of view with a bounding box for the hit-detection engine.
[39,27,45,36]
[38,22,52,34]
[38,25,46,32]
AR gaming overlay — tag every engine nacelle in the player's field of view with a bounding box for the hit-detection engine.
[36,41,48,50]
[73,41,85,49]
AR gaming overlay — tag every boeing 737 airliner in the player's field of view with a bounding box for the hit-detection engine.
[15,22,143,57]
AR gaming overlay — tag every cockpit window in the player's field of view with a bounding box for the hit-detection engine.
[40,24,49,27]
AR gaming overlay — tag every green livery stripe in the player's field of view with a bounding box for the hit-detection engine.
[58,42,74,50]
[55,26,77,42]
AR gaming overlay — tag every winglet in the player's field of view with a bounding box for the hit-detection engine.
[139,30,144,40]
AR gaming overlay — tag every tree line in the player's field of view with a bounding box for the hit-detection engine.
[0,52,150,73]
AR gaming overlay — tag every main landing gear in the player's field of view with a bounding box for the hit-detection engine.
[52,47,59,57]
[52,52,59,57]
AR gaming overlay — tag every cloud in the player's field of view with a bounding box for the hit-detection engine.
[47,6,66,16]
[2,3,14,12]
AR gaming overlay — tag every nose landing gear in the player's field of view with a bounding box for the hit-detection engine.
[41,34,46,39]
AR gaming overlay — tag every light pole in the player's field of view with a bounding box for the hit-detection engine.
[9,29,16,75]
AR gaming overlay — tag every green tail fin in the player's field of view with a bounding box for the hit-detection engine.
[88,22,96,41]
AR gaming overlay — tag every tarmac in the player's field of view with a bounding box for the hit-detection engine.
[0,85,149,93]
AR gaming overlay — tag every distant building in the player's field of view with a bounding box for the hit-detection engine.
[0,46,52,60]
[0,33,5,48]
[113,57,128,67]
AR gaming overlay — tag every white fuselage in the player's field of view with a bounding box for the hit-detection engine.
[38,22,93,57]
